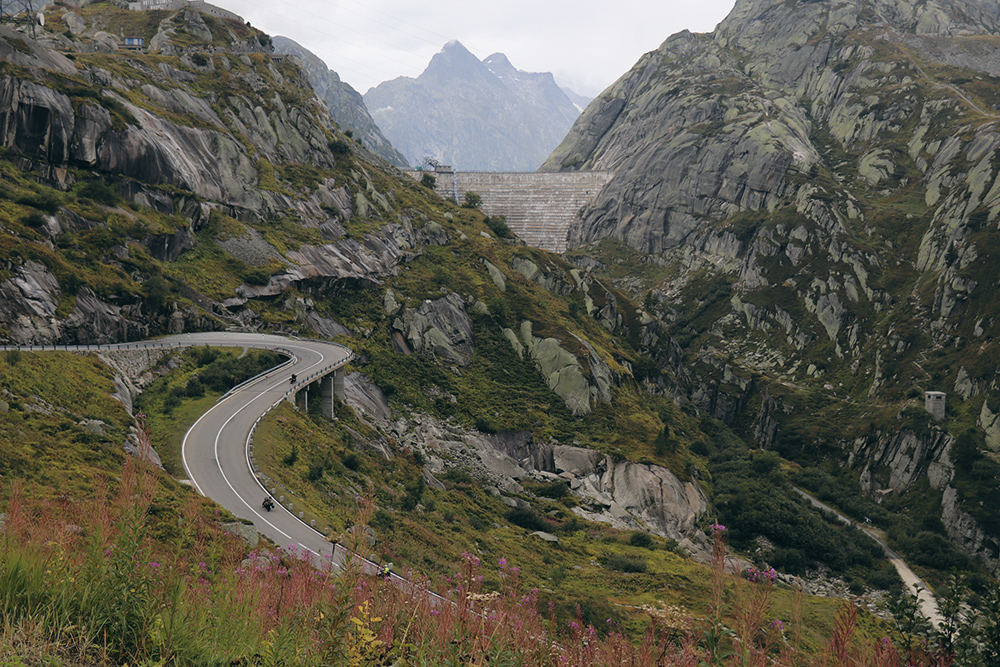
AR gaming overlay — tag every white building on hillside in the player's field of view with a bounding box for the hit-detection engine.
[925,391,946,420]
[128,0,184,10]
[128,0,243,22]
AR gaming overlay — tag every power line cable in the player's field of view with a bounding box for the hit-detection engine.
[226,0,615,91]
[228,0,437,85]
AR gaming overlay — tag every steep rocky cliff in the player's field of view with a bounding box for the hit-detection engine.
[271,36,408,168]
[350,391,708,545]
[547,0,1000,568]
[364,41,580,171]
[0,3,715,556]
[0,4,434,342]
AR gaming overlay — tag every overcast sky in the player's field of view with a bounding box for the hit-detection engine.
[219,0,738,97]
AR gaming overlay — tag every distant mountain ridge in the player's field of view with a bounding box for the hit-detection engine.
[272,36,408,168]
[364,41,581,171]
[560,86,593,113]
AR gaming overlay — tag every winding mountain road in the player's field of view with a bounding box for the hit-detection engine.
[9,332,352,565]
[12,334,952,606]
[172,333,352,564]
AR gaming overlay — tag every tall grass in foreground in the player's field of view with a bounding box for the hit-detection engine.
[0,442,961,665]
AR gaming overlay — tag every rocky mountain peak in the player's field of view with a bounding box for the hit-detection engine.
[364,41,580,170]
[423,40,493,85]
[443,38,468,51]
[483,52,516,76]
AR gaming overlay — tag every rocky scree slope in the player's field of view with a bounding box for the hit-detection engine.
[364,41,581,171]
[547,0,1000,571]
[271,36,408,169]
[0,7,709,546]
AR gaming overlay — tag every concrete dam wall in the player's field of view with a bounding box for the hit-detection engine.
[406,171,612,253]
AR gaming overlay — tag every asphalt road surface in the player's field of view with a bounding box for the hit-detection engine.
[9,332,352,567]
[172,333,352,565]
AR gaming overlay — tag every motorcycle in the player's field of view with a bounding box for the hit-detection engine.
[262,497,275,512]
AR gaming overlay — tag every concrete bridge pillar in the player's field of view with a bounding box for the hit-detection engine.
[320,368,346,419]
[286,383,307,412]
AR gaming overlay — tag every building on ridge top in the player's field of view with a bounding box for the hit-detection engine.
[127,0,243,23]
[128,0,184,10]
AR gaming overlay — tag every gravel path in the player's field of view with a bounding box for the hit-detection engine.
[794,487,942,628]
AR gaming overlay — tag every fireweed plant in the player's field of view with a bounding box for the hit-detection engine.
[0,423,990,665]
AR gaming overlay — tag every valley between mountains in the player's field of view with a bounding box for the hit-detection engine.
[1,0,999,663]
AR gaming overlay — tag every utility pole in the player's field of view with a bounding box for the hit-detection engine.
[0,0,38,39]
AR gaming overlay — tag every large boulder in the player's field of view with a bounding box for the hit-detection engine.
[554,445,707,537]
[516,320,612,416]
[392,292,475,366]
[344,372,392,423]
[392,416,707,541]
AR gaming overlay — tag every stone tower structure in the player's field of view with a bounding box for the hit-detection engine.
[924,391,946,420]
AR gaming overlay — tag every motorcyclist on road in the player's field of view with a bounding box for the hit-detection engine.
[262,496,274,511]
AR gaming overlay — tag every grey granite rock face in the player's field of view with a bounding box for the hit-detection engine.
[542,0,1000,569]
[271,36,408,168]
[0,26,77,76]
[941,485,1000,573]
[0,262,149,345]
[855,429,953,495]
[0,73,343,216]
[392,292,476,367]
[343,372,392,424]
[548,0,1000,263]
[846,425,1000,569]
[0,24,419,343]
[379,413,707,542]
[145,227,197,262]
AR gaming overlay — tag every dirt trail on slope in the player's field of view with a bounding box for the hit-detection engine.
[793,487,942,628]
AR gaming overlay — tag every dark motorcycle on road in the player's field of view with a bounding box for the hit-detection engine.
[262,496,275,512]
